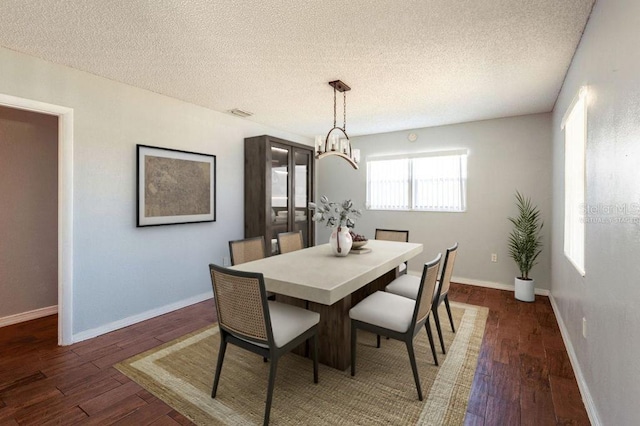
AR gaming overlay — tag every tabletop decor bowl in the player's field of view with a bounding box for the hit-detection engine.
[350,230,368,250]
[351,240,368,249]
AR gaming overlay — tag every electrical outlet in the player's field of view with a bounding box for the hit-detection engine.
[222,256,231,267]
[582,317,587,338]
[491,253,498,263]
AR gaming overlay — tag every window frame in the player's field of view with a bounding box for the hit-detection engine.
[561,87,587,276]
[366,149,468,213]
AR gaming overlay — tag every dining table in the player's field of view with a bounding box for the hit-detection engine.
[231,239,423,370]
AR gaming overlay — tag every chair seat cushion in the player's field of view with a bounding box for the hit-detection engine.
[349,291,415,333]
[268,301,320,348]
[386,276,444,302]
[385,274,419,300]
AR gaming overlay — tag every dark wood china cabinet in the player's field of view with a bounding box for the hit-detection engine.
[244,135,315,255]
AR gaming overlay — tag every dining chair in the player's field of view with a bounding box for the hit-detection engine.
[229,236,276,302]
[228,236,267,266]
[349,254,441,400]
[209,264,320,426]
[277,230,304,254]
[385,243,458,354]
[374,228,410,275]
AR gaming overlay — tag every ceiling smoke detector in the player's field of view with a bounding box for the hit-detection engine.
[228,108,253,118]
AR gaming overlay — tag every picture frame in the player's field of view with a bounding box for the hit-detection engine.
[136,144,216,227]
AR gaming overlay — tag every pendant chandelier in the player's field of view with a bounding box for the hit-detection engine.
[315,80,360,170]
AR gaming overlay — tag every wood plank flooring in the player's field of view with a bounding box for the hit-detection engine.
[448,284,590,426]
[0,284,590,425]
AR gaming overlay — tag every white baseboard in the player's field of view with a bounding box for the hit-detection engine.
[452,276,550,296]
[0,305,58,328]
[406,270,550,296]
[72,291,212,343]
[548,294,601,426]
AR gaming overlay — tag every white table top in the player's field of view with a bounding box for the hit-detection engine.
[231,239,423,305]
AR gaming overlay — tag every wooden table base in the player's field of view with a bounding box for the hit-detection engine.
[277,267,398,370]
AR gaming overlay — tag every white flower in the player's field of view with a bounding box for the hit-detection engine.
[308,196,362,228]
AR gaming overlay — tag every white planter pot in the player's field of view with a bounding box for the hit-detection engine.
[514,277,535,302]
[329,226,353,257]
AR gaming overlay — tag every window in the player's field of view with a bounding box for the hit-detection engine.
[366,150,467,212]
[562,87,587,275]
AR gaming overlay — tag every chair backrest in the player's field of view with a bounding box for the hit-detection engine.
[229,236,267,266]
[375,229,409,242]
[277,231,304,254]
[209,264,274,346]
[438,243,458,297]
[413,254,442,326]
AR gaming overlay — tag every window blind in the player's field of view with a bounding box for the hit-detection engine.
[367,150,467,212]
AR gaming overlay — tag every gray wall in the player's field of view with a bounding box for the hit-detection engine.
[0,106,58,318]
[0,46,310,337]
[317,113,553,290]
[551,0,640,423]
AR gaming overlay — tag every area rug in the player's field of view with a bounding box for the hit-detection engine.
[117,302,487,425]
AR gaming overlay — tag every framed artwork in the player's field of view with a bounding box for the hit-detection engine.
[136,144,216,227]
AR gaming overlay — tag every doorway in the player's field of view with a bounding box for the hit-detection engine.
[0,93,73,345]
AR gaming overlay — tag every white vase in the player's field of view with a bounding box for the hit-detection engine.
[329,226,353,257]
[514,277,535,302]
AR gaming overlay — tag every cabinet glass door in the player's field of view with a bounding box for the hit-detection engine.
[294,149,311,247]
[270,144,290,253]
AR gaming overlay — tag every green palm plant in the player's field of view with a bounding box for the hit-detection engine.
[508,191,543,280]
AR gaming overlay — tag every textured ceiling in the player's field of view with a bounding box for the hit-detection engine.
[0,0,594,137]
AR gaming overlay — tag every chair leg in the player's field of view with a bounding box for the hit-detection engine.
[424,318,439,366]
[432,308,446,354]
[405,340,423,401]
[376,334,381,348]
[400,261,408,275]
[444,295,455,332]
[263,356,278,426]
[312,333,319,384]
[351,322,357,376]
[211,336,228,398]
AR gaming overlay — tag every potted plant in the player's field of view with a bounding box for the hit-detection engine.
[309,196,362,256]
[508,191,543,302]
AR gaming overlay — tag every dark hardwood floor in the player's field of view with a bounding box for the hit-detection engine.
[449,284,590,426]
[0,284,590,425]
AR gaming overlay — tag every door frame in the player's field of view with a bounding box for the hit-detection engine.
[0,93,74,345]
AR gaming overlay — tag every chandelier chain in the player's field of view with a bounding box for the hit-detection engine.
[333,86,337,128]
[343,91,346,130]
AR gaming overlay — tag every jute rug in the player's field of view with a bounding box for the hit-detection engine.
[117,302,487,425]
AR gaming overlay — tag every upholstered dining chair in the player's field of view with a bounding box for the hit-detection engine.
[229,236,277,301]
[349,254,441,401]
[277,231,304,254]
[374,228,410,275]
[228,236,267,266]
[385,243,458,354]
[209,264,320,426]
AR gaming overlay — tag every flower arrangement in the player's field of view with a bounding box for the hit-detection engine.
[308,196,362,228]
